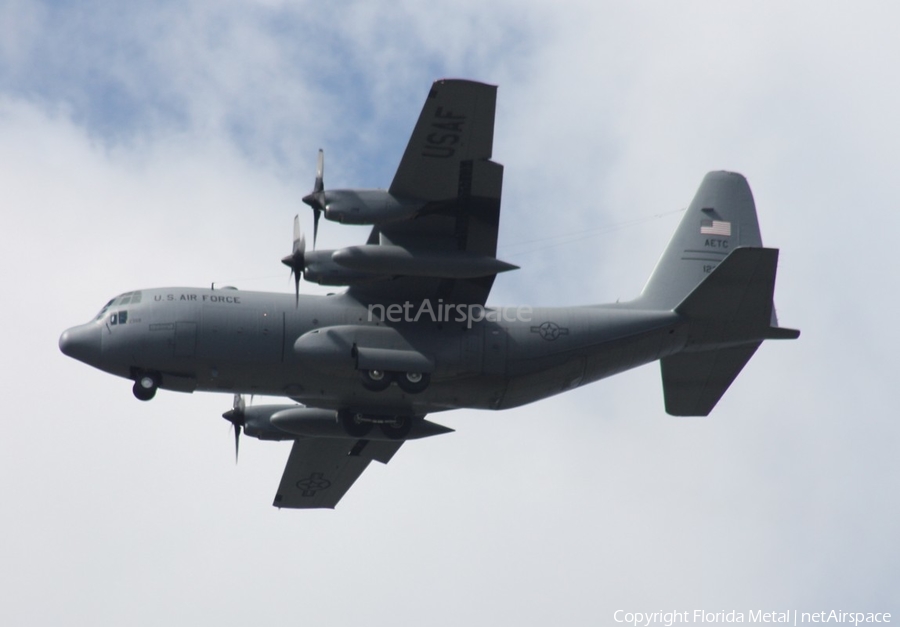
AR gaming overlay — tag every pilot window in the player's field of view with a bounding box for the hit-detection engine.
[114,292,142,307]
[94,292,142,323]
[94,299,115,321]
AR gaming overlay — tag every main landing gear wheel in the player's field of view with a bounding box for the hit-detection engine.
[341,412,373,438]
[132,373,159,401]
[396,372,430,394]
[359,369,391,392]
[381,415,413,440]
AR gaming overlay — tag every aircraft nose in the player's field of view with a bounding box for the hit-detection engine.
[59,324,101,365]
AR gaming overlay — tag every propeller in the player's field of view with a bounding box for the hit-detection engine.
[280,215,306,306]
[301,148,325,248]
[222,394,246,464]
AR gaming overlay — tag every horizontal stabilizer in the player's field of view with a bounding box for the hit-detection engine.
[660,247,799,416]
[676,247,776,326]
[675,247,800,345]
[661,343,761,416]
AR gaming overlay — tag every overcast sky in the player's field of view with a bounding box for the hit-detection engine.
[2,2,898,625]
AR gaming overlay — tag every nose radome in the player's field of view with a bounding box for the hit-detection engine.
[59,324,101,365]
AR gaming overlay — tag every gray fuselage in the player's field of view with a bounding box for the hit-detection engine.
[63,286,687,417]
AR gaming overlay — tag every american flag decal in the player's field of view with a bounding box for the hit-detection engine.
[701,220,731,236]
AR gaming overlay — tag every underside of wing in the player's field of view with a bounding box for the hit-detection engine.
[389,79,497,201]
[350,79,507,306]
[273,438,403,509]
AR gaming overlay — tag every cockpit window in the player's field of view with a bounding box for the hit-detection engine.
[115,291,142,306]
[93,291,141,322]
[94,298,115,321]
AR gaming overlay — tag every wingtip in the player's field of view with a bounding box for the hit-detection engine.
[766,326,801,340]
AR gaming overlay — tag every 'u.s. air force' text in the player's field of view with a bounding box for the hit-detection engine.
[154,293,241,304]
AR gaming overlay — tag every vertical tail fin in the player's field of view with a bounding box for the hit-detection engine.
[632,172,799,416]
[636,171,763,310]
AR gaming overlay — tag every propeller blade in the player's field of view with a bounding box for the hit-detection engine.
[301,149,325,249]
[292,214,305,255]
[281,215,306,306]
[312,209,320,249]
[223,394,246,464]
[314,148,324,193]
[233,423,241,464]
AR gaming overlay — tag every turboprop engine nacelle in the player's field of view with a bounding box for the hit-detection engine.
[300,249,384,286]
[237,404,302,441]
[323,189,424,225]
[298,245,518,287]
[271,408,455,441]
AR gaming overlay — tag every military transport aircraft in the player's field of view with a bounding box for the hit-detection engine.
[59,79,799,509]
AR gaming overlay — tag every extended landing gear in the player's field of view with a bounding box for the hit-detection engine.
[339,411,414,440]
[132,372,159,401]
[381,415,412,439]
[396,372,430,394]
[359,369,391,392]
[340,411,373,438]
[358,370,431,394]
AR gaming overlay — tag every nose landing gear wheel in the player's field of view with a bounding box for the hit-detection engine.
[396,372,430,394]
[132,373,159,401]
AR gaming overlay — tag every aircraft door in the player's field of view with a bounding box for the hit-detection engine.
[482,321,508,376]
[462,329,482,374]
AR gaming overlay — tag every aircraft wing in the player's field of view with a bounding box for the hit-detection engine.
[273,437,403,509]
[389,79,497,200]
[350,79,505,306]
